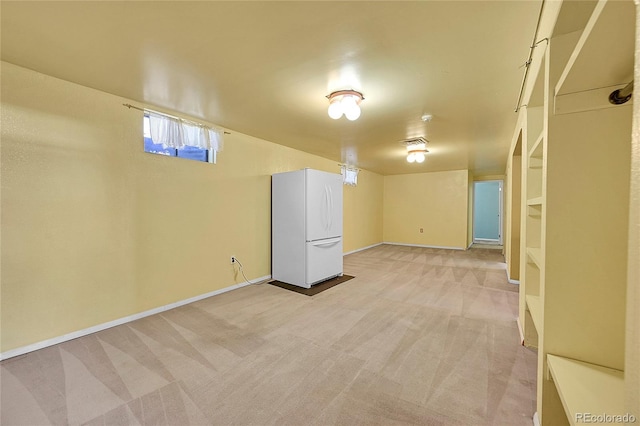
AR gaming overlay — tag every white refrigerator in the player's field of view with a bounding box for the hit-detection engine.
[272,168,343,288]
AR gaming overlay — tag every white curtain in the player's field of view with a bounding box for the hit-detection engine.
[148,112,184,148]
[149,112,224,152]
[341,165,359,186]
[207,128,224,152]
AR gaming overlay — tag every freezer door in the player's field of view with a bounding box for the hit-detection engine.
[305,169,343,241]
[305,237,343,286]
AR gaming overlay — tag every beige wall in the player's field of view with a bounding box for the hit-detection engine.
[343,170,384,253]
[383,170,469,249]
[473,174,505,182]
[0,62,383,353]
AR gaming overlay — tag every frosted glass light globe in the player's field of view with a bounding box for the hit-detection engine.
[407,152,416,163]
[328,99,343,119]
[341,95,360,121]
[415,152,426,163]
[344,104,361,121]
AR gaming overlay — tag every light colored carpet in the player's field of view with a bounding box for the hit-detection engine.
[1,244,536,425]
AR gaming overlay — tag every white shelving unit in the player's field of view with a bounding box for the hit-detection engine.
[514,0,636,424]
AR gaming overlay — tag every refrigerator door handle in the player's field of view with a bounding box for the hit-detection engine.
[310,237,341,246]
[324,185,330,231]
[328,185,333,231]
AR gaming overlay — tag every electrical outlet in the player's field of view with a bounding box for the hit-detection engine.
[231,256,236,264]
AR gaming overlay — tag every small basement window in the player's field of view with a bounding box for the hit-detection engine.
[341,165,359,186]
[143,112,222,163]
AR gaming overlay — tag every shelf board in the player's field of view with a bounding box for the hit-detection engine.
[525,295,542,332]
[527,197,543,206]
[555,0,635,97]
[547,355,624,426]
[528,159,543,170]
[555,84,629,115]
[527,247,543,269]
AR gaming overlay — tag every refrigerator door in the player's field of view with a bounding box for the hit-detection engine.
[305,169,343,241]
[305,237,343,286]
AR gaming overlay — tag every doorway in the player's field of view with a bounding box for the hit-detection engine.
[473,180,503,245]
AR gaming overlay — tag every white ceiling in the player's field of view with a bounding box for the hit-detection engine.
[1,1,542,176]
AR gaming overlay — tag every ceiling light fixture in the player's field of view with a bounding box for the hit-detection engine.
[326,90,364,121]
[403,137,429,164]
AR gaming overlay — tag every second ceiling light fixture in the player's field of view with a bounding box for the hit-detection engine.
[405,138,429,163]
[327,90,364,121]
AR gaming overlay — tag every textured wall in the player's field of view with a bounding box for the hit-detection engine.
[383,170,469,249]
[0,62,383,353]
[343,169,384,253]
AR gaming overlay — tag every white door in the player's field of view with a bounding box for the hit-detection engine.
[473,180,503,244]
[305,169,343,241]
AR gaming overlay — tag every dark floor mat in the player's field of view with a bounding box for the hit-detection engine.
[269,275,355,296]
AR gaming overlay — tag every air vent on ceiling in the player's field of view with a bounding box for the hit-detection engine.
[401,137,428,146]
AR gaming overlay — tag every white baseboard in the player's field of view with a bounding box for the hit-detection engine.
[383,242,465,251]
[343,242,383,256]
[0,275,271,361]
